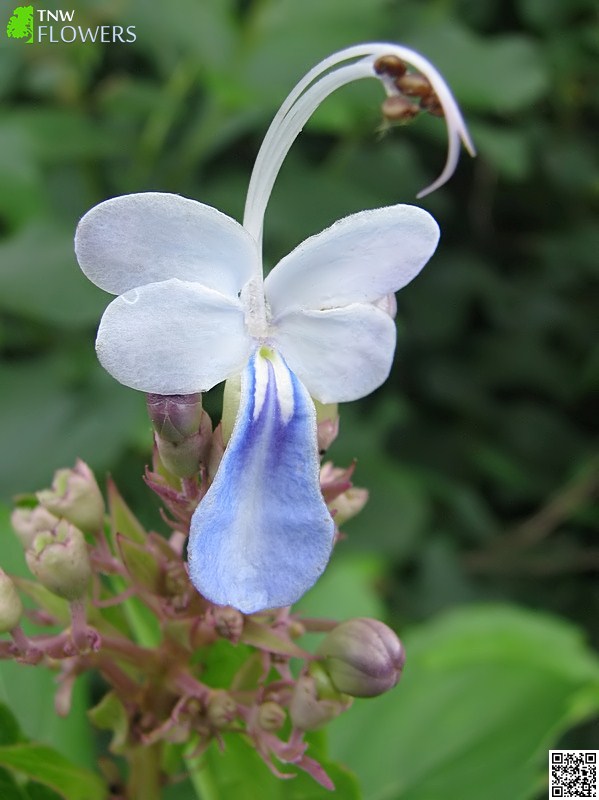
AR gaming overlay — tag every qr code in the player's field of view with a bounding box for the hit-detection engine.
[550,751,598,798]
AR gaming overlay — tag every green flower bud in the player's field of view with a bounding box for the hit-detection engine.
[154,433,203,478]
[26,520,92,601]
[0,569,23,633]
[221,374,242,445]
[207,691,237,729]
[37,460,105,533]
[316,618,405,698]
[257,701,286,731]
[289,668,351,731]
[146,393,203,443]
[11,506,60,550]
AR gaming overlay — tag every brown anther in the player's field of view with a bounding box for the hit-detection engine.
[373,55,407,78]
[395,72,433,98]
[420,94,444,117]
[381,95,420,123]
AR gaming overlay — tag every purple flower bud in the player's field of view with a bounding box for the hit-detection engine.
[0,569,23,633]
[11,506,60,550]
[26,520,92,601]
[37,459,105,533]
[316,618,406,698]
[146,393,203,444]
[257,701,286,731]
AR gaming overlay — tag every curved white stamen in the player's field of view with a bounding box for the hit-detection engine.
[243,42,475,246]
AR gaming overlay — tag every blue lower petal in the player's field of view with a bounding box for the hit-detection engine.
[187,348,335,613]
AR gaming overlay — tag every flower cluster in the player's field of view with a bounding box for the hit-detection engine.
[3,455,401,791]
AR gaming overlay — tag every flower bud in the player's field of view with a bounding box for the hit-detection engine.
[289,668,351,731]
[213,605,244,643]
[257,701,286,731]
[37,460,105,533]
[329,487,369,526]
[11,506,60,550]
[147,393,203,443]
[316,618,405,698]
[207,691,237,728]
[221,374,242,445]
[26,520,92,601]
[154,432,202,478]
[0,569,23,633]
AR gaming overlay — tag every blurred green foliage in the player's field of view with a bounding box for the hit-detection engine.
[0,0,598,797]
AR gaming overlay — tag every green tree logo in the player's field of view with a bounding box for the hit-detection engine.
[6,5,34,43]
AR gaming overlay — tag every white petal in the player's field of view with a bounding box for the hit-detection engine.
[272,303,397,403]
[96,279,252,394]
[75,192,259,298]
[264,204,439,316]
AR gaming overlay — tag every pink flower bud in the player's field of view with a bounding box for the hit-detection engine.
[11,506,60,550]
[316,618,405,698]
[26,520,92,601]
[146,393,203,444]
[37,460,105,533]
[0,569,23,633]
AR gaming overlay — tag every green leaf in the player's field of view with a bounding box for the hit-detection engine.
[0,704,22,746]
[328,605,599,800]
[0,766,28,800]
[407,21,550,112]
[24,783,64,800]
[0,744,106,800]
[0,221,106,328]
[0,360,144,501]
[194,733,361,799]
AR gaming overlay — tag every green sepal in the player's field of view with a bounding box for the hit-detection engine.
[88,691,129,755]
[241,619,310,659]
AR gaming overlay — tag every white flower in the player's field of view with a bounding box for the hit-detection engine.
[74,42,473,614]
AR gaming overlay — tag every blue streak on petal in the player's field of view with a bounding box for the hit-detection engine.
[188,349,335,614]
